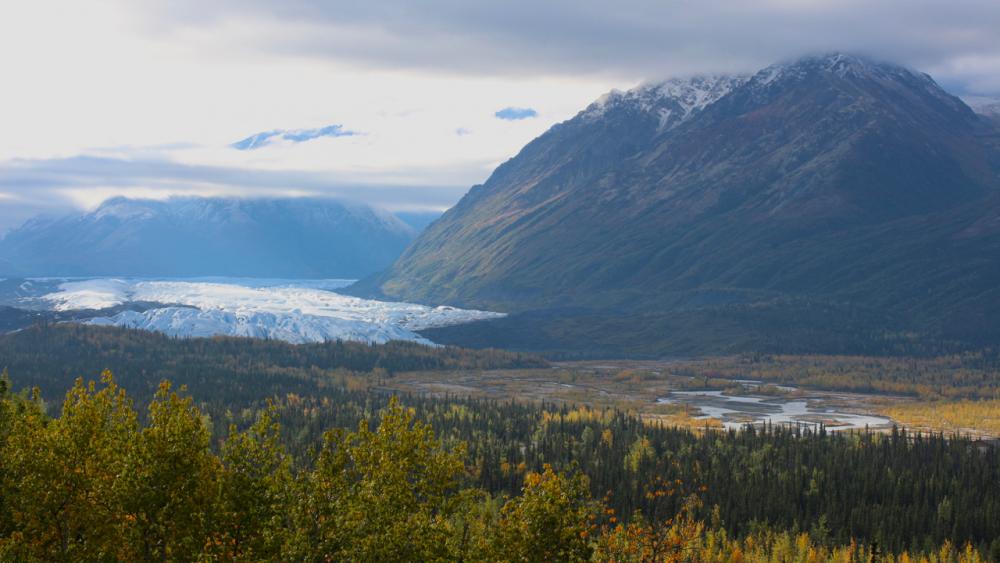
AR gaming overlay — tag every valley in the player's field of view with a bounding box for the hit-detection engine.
[3,39,1000,560]
[2,273,996,439]
[381,357,1000,439]
[2,321,998,560]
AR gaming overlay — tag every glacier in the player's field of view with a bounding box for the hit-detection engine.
[40,278,505,345]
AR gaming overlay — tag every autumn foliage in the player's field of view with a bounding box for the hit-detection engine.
[0,371,995,561]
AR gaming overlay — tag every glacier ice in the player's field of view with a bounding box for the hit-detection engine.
[41,278,505,345]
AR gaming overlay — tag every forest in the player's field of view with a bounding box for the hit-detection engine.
[2,377,1000,557]
[2,325,1000,560]
[0,323,545,409]
[2,372,999,561]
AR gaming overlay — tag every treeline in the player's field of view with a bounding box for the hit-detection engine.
[1,373,996,562]
[0,323,545,408]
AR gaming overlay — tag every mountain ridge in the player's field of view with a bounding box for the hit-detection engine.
[0,196,416,279]
[357,53,1000,356]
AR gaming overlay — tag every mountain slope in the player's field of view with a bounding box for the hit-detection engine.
[362,54,1000,355]
[0,197,416,278]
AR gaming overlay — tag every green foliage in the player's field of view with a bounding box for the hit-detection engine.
[211,407,293,561]
[0,323,546,409]
[119,381,220,561]
[1,371,135,560]
[0,369,46,554]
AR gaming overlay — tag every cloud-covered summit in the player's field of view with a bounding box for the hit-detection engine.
[2,0,999,233]
[140,0,1000,92]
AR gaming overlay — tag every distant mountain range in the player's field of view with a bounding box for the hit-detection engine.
[962,96,1000,120]
[0,197,418,279]
[357,53,1000,357]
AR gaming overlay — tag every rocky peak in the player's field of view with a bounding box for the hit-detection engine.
[581,74,748,131]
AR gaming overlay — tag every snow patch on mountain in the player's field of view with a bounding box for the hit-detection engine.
[582,75,747,131]
[739,53,966,112]
[746,53,935,94]
[92,198,159,221]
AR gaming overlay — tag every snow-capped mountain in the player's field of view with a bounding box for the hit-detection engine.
[739,54,967,112]
[748,53,930,87]
[582,74,748,132]
[0,197,417,278]
[359,53,1000,356]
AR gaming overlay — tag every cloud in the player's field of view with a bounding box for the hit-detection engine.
[133,0,1000,93]
[494,107,538,120]
[0,155,469,220]
[232,124,358,150]
[3,0,1000,231]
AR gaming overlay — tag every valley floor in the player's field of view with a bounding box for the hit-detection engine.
[381,357,1000,439]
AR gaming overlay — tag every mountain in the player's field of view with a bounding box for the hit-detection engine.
[359,54,1000,357]
[0,197,416,278]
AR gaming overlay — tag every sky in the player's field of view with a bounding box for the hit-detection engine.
[1,0,1000,232]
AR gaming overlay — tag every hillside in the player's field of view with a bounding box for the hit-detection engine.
[360,54,1000,356]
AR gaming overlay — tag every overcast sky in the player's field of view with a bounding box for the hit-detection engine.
[1,0,999,231]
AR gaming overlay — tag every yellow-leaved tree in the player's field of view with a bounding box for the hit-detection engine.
[287,396,468,561]
[118,381,221,561]
[488,465,598,562]
[1,371,136,561]
[209,406,294,561]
